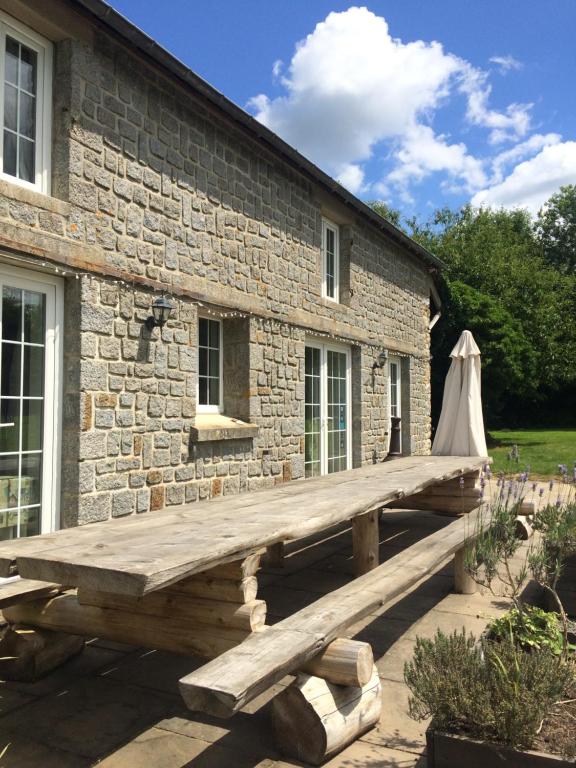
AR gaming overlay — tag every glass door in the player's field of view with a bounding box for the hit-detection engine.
[305,342,351,477]
[0,266,61,539]
[388,355,402,451]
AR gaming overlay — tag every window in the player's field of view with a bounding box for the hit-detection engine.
[197,317,222,413]
[322,218,340,302]
[0,13,52,193]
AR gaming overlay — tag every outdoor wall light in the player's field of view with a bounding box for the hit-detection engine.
[146,295,174,330]
[372,349,389,370]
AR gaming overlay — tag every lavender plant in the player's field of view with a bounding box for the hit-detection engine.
[464,460,576,657]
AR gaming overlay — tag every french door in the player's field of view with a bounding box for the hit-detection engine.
[304,342,351,478]
[0,265,62,539]
[388,355,402,451]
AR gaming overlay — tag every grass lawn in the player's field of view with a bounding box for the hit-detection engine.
[487,428,576,478]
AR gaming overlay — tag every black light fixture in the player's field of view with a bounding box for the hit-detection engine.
[372,349,388,370]
[146,295,174,330]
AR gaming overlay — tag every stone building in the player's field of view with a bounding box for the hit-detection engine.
[0,0,442,537]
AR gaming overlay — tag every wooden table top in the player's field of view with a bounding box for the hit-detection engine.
[0,456,487,595]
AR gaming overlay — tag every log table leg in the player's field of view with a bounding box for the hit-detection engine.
[272,664,382,765]
[453,548,477,595]
[352,510,380,576]
[0,624,84,681]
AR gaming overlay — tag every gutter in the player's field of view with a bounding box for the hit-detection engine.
[70,0,445,272]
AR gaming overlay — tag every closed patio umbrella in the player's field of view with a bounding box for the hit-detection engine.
[432,330,488,456]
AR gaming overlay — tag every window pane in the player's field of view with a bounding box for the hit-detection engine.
[198,376,208,405]
[326,274,334,298]
[326,227,335,255]
[208,377,219,406]
[5,37,19,86]
[19,91,35,139]
[209,349,219,378]
[198,317,208,346]
[23,291,45,343]
[22,398,42,451]
[2,344,20,397]
[23,345,44,397]
[19,45,37,95]
[3,130,17,177]
[20,505,40,537]
[198,348,208,377]
[19,137,34,182]
[20,454,41,506]
[0,455,19,510]
[2,288,22,341]
[0,399,19,453]
[4,84,17,131]
[208,319,220,348]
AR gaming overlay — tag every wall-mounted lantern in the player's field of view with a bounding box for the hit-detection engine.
[372,349,388,370]
[146,295,174,330]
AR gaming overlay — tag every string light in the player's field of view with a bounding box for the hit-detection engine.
[0,250,425,357]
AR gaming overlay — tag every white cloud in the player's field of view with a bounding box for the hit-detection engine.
[387,124,487,191]
[248,7,562,207]
[336,163,365,194]
[458,66,531,143]
[471,142,576,213]
[489,55,523,74]
[249,7,462,175]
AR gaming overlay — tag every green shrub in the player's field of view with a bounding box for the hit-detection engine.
[404,628,573,749]
[488,605,566,655]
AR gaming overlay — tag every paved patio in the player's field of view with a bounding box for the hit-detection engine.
[0,507,552,768]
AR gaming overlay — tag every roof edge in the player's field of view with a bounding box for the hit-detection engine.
[71,0,445,272]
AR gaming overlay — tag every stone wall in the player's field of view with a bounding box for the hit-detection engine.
[0,6,434,525]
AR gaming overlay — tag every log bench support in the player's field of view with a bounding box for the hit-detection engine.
[272,664,382,765]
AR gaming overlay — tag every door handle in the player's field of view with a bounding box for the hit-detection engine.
[0,423,14,428]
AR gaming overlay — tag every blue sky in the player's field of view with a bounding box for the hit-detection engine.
[110,0,576,221]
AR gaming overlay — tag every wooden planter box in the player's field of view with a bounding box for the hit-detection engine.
[427,728,575,767]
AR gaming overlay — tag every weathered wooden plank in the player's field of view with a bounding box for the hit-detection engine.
[0,578,63,607]
[8,457,487,595]
[3,594,254,658]
[179,507,485,716]
[77,589,267,631]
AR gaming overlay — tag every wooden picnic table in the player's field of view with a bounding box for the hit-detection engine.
[0,454,489,763]
[0,455,486,596]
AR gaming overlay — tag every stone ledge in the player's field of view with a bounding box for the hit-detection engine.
[0,179,71,215]
[191,414,259,442]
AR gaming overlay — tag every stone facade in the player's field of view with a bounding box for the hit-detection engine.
[0,0,436,527]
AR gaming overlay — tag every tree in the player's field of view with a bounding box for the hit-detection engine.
[431,281,536,425]
[536,184,576,274]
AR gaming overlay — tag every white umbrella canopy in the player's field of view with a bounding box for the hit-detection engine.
[432,330,488,456]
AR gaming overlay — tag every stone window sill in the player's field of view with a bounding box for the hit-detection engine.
[191,414,259,442]
[0,179,70,216]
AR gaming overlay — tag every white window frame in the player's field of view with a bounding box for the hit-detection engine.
[0,11,52,195]
[304,339,352,476]
[0,262,63,534]
[321,217,340,303]
[388,355,402,451]
[197,315,223,414]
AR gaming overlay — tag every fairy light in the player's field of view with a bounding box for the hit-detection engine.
[0,250,426,357]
